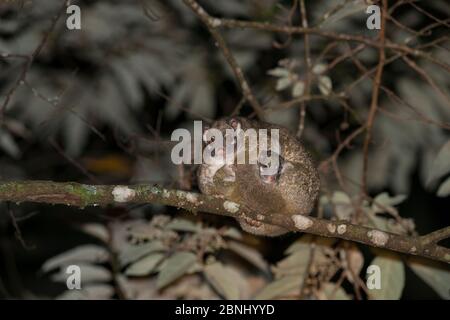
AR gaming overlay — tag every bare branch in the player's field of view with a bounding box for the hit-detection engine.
[0,180,448,264]
[181,0,265,119]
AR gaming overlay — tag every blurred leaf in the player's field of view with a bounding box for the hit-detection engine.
[368,254,405,300]
[190,81,214,119]
[110,59,143,108]
[118,241,166,267]
[319,0,367,29]
[292,81,305,97]
[331,191,351,204]
[267,67,290,77]
[312,63,327,75]
[318,75,332,95]
[276,77,292,91]
[254,275,301,300]
[125,253,165,276]
[0,129,21,158]
[165,218,201,233]
[63,111,90,156]
[274,237,313,279]
[427,140,450,185]
[51,264,112,283]
[367,214,391,232]
[285,234,335,255]
[372,192,407,213]
[408,257,450,299]
[284,235,313,255]
[57,284,114,300]
[42,245,109,272]
[273,250,310,278]
[222,227,243,240]
[321,282,350,300]
[325,191,353,220]
[227,240,269,273]
[156,251,197,289]
[204,262,240,299]
[80,223,110,243]
[437,176,450,197]
[165,81,190,119]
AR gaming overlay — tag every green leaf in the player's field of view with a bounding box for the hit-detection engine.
[321,282,350,300]
[428,140,450,185]
[437,176,450,197]
[204,262,240,299]
[367,214,391,232]
[227,240,269,273]
[51,264,112,283]
[254,276,301,300]
[284,234,335,256]
[57,284,114,300]
[222,227,243,240]
[273,251,310,278]
[372,192,407,213]
[312,63,327,75]
[318,75,332,95]
[276,77,292,91]
[292,81,305,97]
[42,245,109,272]
[408,257,450,299]
[125,253,165,276]
[80,223,109,243]
[368,254,405,300]
[331,191,351,204]
[165,218,200,233]
[118,241,166,267]
[0,129,21,158]
[284,234,315,255]
[156,251,197,289]
[267,67,290,77]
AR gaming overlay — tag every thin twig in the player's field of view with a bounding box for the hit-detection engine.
[181,0,265,119]
[0,1,68,120]
[361,0,387,195]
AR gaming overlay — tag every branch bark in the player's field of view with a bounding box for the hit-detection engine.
[0,180,449,264]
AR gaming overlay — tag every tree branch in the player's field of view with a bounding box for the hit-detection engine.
[214,15,450,73]
[0,180,448,264]
[181,0,265,119]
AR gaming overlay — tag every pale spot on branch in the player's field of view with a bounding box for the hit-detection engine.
[292,215,313,230]
[367,230,389,246]
[112,186,136,203]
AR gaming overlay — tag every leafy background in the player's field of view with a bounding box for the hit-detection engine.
[0,0,449,299]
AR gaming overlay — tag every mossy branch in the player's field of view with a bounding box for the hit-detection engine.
[0,180,449,264]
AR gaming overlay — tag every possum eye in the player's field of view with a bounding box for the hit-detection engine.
[228,118,240,129]
[203,125,217,144]
[258,151,284,184]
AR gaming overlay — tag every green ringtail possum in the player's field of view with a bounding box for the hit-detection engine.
[197,117,320,236]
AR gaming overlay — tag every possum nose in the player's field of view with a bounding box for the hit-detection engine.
[211,147,224,157]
